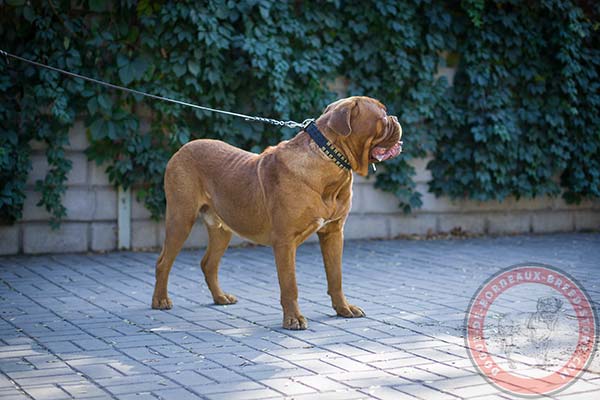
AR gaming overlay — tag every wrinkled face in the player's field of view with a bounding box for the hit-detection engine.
[318,96,403,175]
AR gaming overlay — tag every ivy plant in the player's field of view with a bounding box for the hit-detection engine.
[1,0,598,228]
[428,0,600,204]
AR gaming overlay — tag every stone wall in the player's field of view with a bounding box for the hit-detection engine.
[1,124,599,255]
[0,122,117,255]
[348,157,600,238]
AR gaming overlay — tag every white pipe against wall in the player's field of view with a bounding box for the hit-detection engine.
[117,186,131,250]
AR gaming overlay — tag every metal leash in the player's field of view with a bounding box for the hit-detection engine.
[0,49,314,130]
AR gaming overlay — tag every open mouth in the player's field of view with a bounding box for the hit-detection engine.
[370,141,403,163]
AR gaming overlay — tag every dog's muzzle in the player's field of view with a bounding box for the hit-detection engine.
[371,118,403,162]
[371,141,403,162]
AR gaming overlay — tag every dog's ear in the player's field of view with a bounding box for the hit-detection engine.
[325,101,355,136]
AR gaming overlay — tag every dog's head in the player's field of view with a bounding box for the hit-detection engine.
[537,296,563,315]
[316,96,403,176]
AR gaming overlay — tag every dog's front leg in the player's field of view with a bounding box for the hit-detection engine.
[318,223,365,318]
[273,243,307,330]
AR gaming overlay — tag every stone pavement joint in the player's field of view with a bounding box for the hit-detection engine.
[0,233,599,399]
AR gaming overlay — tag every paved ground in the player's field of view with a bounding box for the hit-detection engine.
[0,233,599,400]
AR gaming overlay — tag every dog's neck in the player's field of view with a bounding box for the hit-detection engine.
[282,132,353,186]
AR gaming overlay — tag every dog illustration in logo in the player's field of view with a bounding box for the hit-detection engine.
[497,296,564,368]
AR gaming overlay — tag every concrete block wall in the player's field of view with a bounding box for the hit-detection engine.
[1,122,118,255]
[1,132,599,255]
[347,156,600,239]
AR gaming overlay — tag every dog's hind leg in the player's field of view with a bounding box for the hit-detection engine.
[200,221,236,305]
[152,165,200,310]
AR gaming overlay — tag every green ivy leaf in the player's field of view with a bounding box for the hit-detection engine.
[87,97,98,114]
[131,57,149,80]
[187,60,200,76]
[89,0,109,12]
[89,119,106,140]
[118,62,135,85]
[97,94,112,111]
[173,63,186,78]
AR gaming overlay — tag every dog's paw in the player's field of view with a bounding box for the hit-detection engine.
[335,304,365,318]
[152,296,173,310]
[283,314,308,330]
[214,293,237,305]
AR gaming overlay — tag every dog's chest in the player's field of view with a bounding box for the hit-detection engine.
[320,176,353,220]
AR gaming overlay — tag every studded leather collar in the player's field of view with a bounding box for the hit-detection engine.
[305,122,351,171]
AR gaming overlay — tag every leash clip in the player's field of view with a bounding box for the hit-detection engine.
[300,118,314,129]
[283,118,314,129]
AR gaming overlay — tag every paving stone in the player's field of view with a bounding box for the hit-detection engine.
[0,387,31,400]
[353,350,414,363]
[387,366,447,383]
[394,383,460,399]
[258,377,316,395]
[293,389,371,400]
[243,366,314,381]
[339,373,409,389]
[0,373,13,388]
[152,387,203,400]
[74,364,123,379]
[59,382,110,398]
[416,362,475,379]
[292,359,346,375]
[189,381,264,395]
[362,386,418,400]
[14,373,85,387]
[71,338,111,351]
[294,375,349,391]
[447,382,503,398]
[117,393,157,400]
[195,367,248,383]
[369,356,431,370]
[149,357,218,373]
[323,356,376,372]
[105,381,176,396]
[0,360,35,373]
[1,234,599,399]
[95,374,159,388]
[23,385,71,400]
[108,360,155,376]
[205,388,282,400]
[164,370,213,386]
[42,341,82,354]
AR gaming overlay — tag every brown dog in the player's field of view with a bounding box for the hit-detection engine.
[151,96,402,330]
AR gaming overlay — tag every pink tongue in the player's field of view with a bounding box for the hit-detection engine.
[371,142,402,162]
